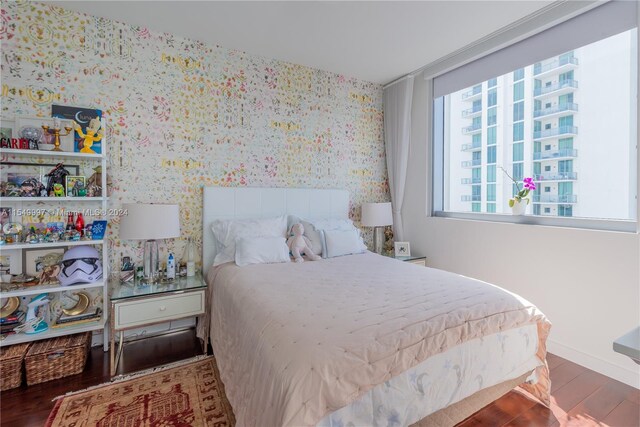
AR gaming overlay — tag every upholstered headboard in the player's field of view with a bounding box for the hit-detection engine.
[202,187,350,273]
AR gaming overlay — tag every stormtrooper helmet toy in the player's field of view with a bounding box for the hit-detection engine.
[58,245,103,286]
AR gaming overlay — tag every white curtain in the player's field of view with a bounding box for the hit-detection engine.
[383,76,414,241]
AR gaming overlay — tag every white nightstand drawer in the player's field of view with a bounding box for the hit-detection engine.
[114,290,205,330]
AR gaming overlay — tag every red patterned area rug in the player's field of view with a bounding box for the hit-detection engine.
[46,356,235,427]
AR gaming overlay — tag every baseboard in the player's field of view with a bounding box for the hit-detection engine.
[547,339,640,389]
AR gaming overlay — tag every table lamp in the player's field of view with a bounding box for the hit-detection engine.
[361,202,393,254]
[120,203,180,283]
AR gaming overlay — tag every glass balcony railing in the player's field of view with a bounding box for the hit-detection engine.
[462,123,482,134]
[461,105,482,117]
[461,86,482,100]
[533,126,578,139]
[533,194,578,203]
[461,159,482,168]
[533,56,579,75]
[461,195,481,202]
[461,177,482,184]
[534,172,577,181]
[533,149,578,160]
[534,80,578,97]
[461,141,482,151]
[534,103,579,118]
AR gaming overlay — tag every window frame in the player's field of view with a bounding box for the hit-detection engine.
[431,95,637,233]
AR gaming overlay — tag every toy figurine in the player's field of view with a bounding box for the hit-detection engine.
[87,166,110,197]
[53,183,65,197]
[45,163,70,196]
[74,117,102,154]
[71,180,86,197]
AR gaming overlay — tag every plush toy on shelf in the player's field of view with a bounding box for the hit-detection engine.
[287,223,321,263]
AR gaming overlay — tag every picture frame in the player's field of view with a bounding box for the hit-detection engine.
[394,241,411,257]
[0,118,15,142]
[65,175,86,197]
[23,248,64,277]
[51,105,103,154]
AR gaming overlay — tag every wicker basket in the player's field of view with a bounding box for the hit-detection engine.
[0,343,30,391]
[25,332,91,386]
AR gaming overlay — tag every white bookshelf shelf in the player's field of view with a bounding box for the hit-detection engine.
[0,148,103,159]
[0,280,105,298]
[0,317,105,347]
[1,239,104,250]
[0,197,107,202]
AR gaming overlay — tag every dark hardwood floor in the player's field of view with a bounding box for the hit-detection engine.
[1,330,638,426]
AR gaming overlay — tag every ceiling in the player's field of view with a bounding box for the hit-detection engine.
[48,1,554,84]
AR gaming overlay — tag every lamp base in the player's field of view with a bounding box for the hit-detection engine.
[373,227,384,254]
[143,239,159,283]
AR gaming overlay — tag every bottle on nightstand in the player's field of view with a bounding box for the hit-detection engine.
[183,237,196,277]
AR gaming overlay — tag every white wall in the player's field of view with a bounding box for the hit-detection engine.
[403,75,640,388]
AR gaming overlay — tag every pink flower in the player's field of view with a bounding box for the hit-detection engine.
[523,177,536,191]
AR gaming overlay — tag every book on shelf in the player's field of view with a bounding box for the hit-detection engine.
[51,316,101,329]
[0,311,24,324]
[53,308,102,329]
[57,307,101,323]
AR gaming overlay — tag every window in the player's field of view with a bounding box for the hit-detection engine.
[487,203,497,213]
[513,143,524,161]
[487,127,497,145]
[513,163,524,180]
[487,88,497,107]
[513,102,524,122]
[433,2,637,230]
[513,81,524,101]
[487,165,496,182]
[513,68,525,81]
[487,146,497,164]
[472,203,481,212]
[487,184,496,202]
[487,107,497,126]
[513,122,524,141]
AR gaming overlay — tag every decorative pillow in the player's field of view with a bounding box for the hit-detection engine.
[235,236,291,267]
[322,229,367,258]
[211,215,287,266]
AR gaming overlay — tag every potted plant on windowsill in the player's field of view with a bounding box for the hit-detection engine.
[499,167,537,215]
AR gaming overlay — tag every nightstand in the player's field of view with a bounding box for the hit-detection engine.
[384,253,427,266]
[109,274,207,375]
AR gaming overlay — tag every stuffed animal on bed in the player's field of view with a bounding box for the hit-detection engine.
[287,223,321,263]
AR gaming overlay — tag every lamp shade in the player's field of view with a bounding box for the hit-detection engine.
[119,203,181,240]
[361,202,393,227]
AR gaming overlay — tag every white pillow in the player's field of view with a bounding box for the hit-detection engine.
[235,236,291,267]
[322,229,367,258]
[211,215,287,266]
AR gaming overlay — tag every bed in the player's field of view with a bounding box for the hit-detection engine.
[200,187,551,427]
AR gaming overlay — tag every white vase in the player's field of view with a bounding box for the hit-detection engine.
[511,199,528,215]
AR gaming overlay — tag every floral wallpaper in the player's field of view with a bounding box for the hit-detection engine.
[0,1,388,271]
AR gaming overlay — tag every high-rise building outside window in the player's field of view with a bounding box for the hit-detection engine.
[437,26,637,223]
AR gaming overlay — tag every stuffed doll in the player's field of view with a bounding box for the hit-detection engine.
[287,223,321,263]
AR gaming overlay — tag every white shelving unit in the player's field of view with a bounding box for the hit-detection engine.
[0,117,109,349]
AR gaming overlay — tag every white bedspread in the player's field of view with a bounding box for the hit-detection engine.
[207,252,551,426]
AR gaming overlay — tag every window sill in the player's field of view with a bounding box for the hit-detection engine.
[433,211,637,233]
